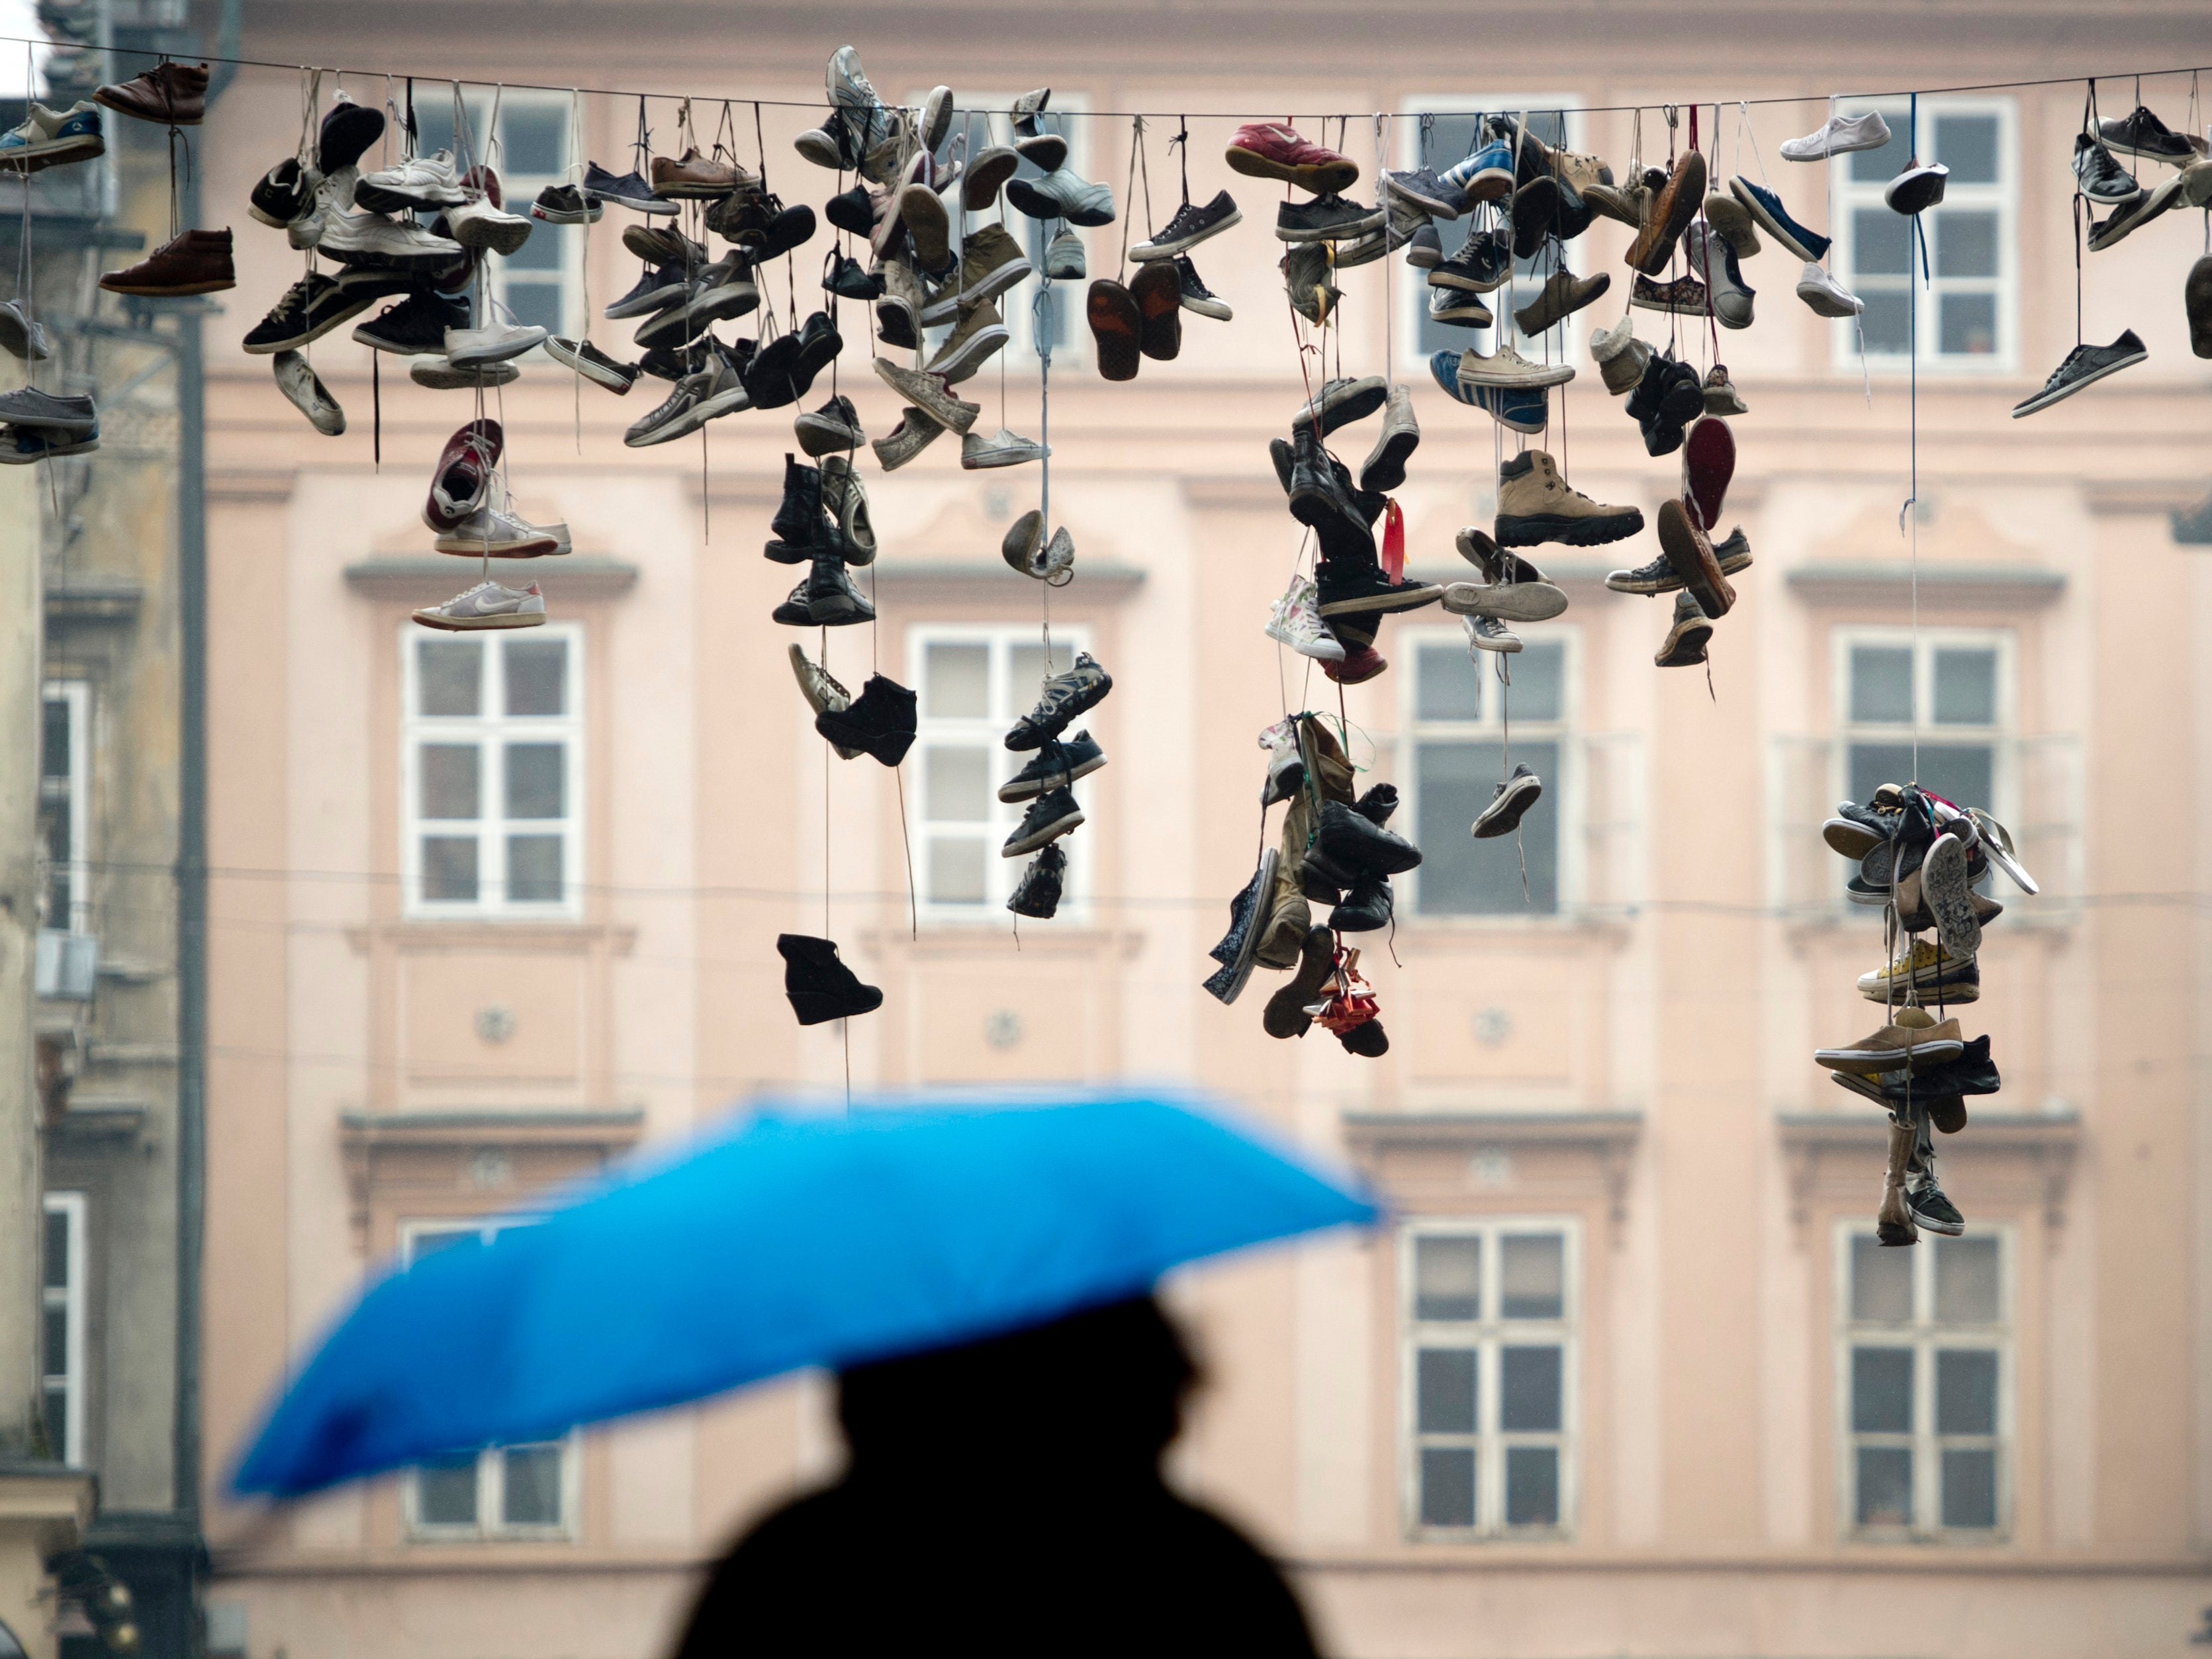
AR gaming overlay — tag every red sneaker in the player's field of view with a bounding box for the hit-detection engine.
[422,420,504,533]
[1323,643,1388,685]
[1681,412,1735,531]
[1224,122,1358,194]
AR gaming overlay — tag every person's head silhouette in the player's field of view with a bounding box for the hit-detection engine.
[674,1294,1320,1656]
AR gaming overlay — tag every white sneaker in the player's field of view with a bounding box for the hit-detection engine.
[356,149,470,208]
[432,502,569,558]
[287,166,360,249]
[1779,110,1893,162]
[316,208,463,260]
[272,349,344,435]
[413,580,547,631]
[410,356,522,390]
[959,426,1048,469]
[446,193,534,255]
[1463,611,1522,656]
[1796,260,1863,318]
[0,299,51,363]
[1455,341,1575,389]
[445,324,549,367]
[1266,573,1346,662]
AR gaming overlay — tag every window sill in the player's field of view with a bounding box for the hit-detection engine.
[345,557,639,597]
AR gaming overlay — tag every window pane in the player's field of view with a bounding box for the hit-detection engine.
[1935,209,1998,279]
[1853,208,1912,277]
[417,640,483,716]
[1419,1447,1475,1527]
[924,643,989,718]
[44,1209,68,1288]
[1931,648,1997,725]
[1934,1235,2000,1324]
[924,745,990,822]
[422,835,480,903]
[1936,1349,1998,1436]
[504,639,567,716]
[1500,1345,1562,1431]
[1859,288,1912,355]
[504,743,565,819]
[1933,114,1998,184]
[42,1384,66,1462]
[1939,291,1997,357]
[506,834,563,903]
[1008,642,1067,707]
[416,1455,479,1526]
[1849,645,1915,723]
[1849,111,1911,181]
[1851,1236,1913,1323]
[1914,745,1994,815]
[1414,1235,1480,1321]
[1414,739,1559,915]
[40,697,69,778]
[1852,1346,1913,1433]
[1507,641,1565,723]
[504,282,563,337]
[1847,742,1917,813]
[501,1443,563,1527]
[1855,1445,1913,1526]
[1416,1347,1477,1434]
[928,836,986,904]
[420,744,482,820]
[1504,1445,1559,1527]
[1500,1234,1565,1319]
[502,105,565,176]
[1939,1447,1998,1528]
[1416,642,1481,722]
[44,1306,67,1374]
[503,230,562,273]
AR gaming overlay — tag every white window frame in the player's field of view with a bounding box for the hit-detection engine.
[399,1219,580,1542]
[39,681,89,934]
[905,623,1094,924]
[42,1192,85,1467]
[1828,97,2017,374]
[410,89,584,344]
[1833,1224,2012,1541]
[1831,625,2014,825]
[1397,95,1586,375]
[1398,624,1581,919]
[1401,1218,1580,1541]
[917,89,1091,373]
[400,623,586,921]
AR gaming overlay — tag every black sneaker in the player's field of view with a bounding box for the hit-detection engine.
[1005,652,1112,751]
[543,336,637,393]
[1471,762,1542,839]
[635,345,692,383]
[1317,799,1422,875]
[1314,562,1442,618]
[1275,192,1385,243]
[1174,254,1231,320]
[814,673,917,767]
[2070,133,2142,204]
[777,933,882,1024]
[1428,227,1512,292]
[605,263,690,320]
[742,330,806,410]
[1330,872,1393,932]
[316,93,385,174]
[242,272,369,353]
[1886,1035,2001,1100]
[824,183,873,237]
[824,253,883,300]
[632,285,707,351]
[2012,330,2146,417]
[583,161,676,216]
[1003,785,1085,857]
[351,289,469,355]
[330,258,432,303]
[532,182,603,224]
[1607,534,1753,594]
[1904,1164,1965,1236]
[2097,104,2199,163]
[1009,843,1068,920]
[249,156,310,228]
[795,393,866,457]
[791,310,843,396]
[805,550,874,626]
[1132,189,1243,259]
[997,730,1106,801]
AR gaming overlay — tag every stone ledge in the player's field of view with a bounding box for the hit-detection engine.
[1784,563,2066,605]
[343,557,639,597]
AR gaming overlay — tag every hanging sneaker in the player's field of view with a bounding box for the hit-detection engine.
[1381,165,1462,219]
[1904,1152,1966,1238]
[531,182,602,224]
[0,388,96,433]
[1438,136,1518,206]
[267,349,341,436]
[412,580,547,632]
[1702,364,1749,416]
[1681,414,1735,531]
[1857,938,1980,1003]
[1455,342,1575,389]
[0,300,51,363]
[871,406,944,472]
[1514,269,1612,334]
[1814,1012,1966,1075]
[798,550,874,626]
[1003,786,1085,858]
[1780,110,1892,161]
[1008,844,1069,921]
[1653,590,1714,667]
[241,272,371,353]
[1266,572,1346,662]
[1293,374,1390,435]
[929,296,1011,381]
[1314,562,1441,617]
[1324,643,1389,684]
[1471,764,1543,839]
[2096,104,2201,165]
[1727,175,1829,262]
[819,455,876,565]
[1404,220,1444,268]
[410,355,521,391]
[796,394,866,457]
[1132,189,1242,259]
[960,426,1048,469]
[422,420,502,533]
[814,672,917,767]
[2071,132,2143,204]
[1202,848,1276,1003]
[1626,149,1706,273]
[1463,612,1520,656]
[1005,652,1113,751]
[355,150,471,212]
[1796,259,1863,318]
[1005,165,1117,226]
[0,424,97,463]
[872,357,979,433]
[1440,576,1569,622]
[919,226,1033,324]
[1428,226,1512,291]
[316,209,462,262]
[1170,254,1230,321]
[2012,330,2145,416]
[606,262,692,321]
[1359,384,1420,493]
[1683,223,1755,328]
[0,99,103,171]
[1429,286,1493,328]
[788,644,864,760]
[998,731,1107,802]
[432,502,567,559]
[1589,311,1652,395]
[1884,161,1949,216]
[1224,121,1358,193]
[353,290,471,355]
[1630,271,1711,316]
[581,161,676,215]
[1495,451,1643,547]
[2085,185,2174,249]
[1044,226,1087,279]
[544,336,638,393]
[776,933,882,1025]
[445,322,549,367]
[1607,529,1752,594]
[1657,498,1735,617]
[1274,192,1385,243]
[1701,190,1763,257]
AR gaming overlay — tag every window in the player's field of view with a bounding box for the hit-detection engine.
[38,682,88,933]
[1839,1228,2008,1538]
[1835,628,2009,818]
[402,627,583,918]
[1399,99,1583,369]
[42,1192,85,1466]
[1403,1222,1576,1537]
[400,1221,575,1540]
[1404,630,1571,915]
[929,92,1087,367]
[412,91,581,339]
[1830,99,2015,368]
[909,626,1091,917]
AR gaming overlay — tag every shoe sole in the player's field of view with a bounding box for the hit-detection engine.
[544,343,635,394]
[353,183,469,214]
[1814,1039,1966,1075]
[100,276,235,297]
[2011,344,2147,416]
[1472,775,1542,838]
[2190,258,2212,358]
[0,436,97,461]
[1267,626,1346,663]
[1657,498,1734,617]
[606,286,689,322]
[961,445,1045,469]
[1225,147,1357,195]
[962,150,1021,212]
[1212,847,1280,1003]
[1904,1201,1966,1237]
[1263,924,1338,1039]
[432,533,561,557]
[603,193,678,217]
[1921,832,1982,958]
[1626,152,1706,273]
[1004,179,1113,228]
[452,218,533,256]
[997,750,1107,803]
[795,416,863,456]
[532,204,604,225]
[1359,427,1419,494]
[242,299,375,355]
[411,609,545,631]
[1293,379,1390,435]
[1131,209,1243,260]
[1317,584,1440,617]
[623,406,703,447]
[1823,818,1884,859]
[448,337,549,369]
[1682,415,1735,530]
[1428,264,1510,294]
[1461,164,1515,205]
[929,323,1011,381]
[1440,580,1568,621]
[687,286,762,328]
[919,257,1035,326]
[1002,804,1085,858]
[1275,210,1385,244]
[1,136,105,171]
[1701,194,1761,255]
[1179,294,1232,321]
[1729,177,1823,263]
[1494,508,1643,549]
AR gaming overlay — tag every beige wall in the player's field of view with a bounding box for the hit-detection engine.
[201,4,2212,1655]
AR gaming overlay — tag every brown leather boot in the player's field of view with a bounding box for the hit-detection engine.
[100,228,234,296]
[1252,797,1314,969]
[1876,1117,1918,1246]
[1298,715,1356,804]
[94,61,208,126]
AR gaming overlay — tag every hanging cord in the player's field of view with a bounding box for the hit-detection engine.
[1170,114,1191,206]
[1904,92,1921,784]
[1119,113,1150,274]
[1375,112,1392,388]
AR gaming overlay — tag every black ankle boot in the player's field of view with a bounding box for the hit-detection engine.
[1317,798,1422,875]
[1330,872,1393,932]
[814,673,917,767]
[1008,843,1068,920]
[767,453,829,562]
[777,933,883,1025]
[1354,783,1400,825]
[1287,422,1333,525]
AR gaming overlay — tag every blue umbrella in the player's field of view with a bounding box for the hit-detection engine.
[232,1090,1376,1499]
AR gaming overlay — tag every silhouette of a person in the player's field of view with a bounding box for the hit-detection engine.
[674,1294,1322,1656]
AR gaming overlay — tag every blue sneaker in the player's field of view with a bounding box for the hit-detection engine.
[1726,176,1830,263]
[1428,351,1547,432]
[1440,138,1516,206]
[0,422,99,463]
[0,100,103,172]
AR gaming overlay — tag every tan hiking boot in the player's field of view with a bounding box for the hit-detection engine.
[1495,450,1644,548]
[1514,269,1611,334]
[1876,1118,1918,1245]
[1581,173,1652,228]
